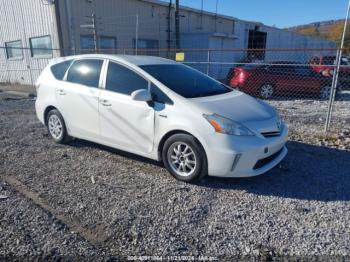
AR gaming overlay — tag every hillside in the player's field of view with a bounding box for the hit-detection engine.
[287,19,350,48]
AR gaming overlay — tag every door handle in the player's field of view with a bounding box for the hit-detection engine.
[100,99,111,106]
[58,89,66,95]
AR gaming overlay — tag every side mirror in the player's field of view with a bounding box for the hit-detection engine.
[131,89,152,102]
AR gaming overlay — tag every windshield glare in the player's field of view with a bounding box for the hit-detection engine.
[140,64,232,98]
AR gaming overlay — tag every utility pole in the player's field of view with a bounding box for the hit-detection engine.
[167,0,172,52]
[80,12,98,53]
[92,13,97,53]
[200,0,203,29]
[214,0,219,32]
[175,0,180,50]
[91,0,98,53]
[135,14,139,55]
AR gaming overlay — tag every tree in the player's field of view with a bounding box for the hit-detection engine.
[326,21,350,49]
[295,27,320,37]
[294,20,350,50]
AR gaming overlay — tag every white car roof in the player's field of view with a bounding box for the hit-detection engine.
[52,54,177,66]
[116,55,177,66]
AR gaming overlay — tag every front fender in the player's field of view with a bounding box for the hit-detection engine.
[154,115,214,161]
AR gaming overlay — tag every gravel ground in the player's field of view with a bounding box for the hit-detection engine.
[269,97,350,135]
[1,93,350,260]
[0,181,107,260]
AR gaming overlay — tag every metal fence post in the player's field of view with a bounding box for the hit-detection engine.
[28,64,34,86]
[135,14,139,55]
[206,50,210,76]
[325,49,341,133]
[324,0,350,133]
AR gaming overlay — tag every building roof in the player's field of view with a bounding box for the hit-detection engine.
[139,0,300,33]
[140,0,270,27]
[141,0,240,22]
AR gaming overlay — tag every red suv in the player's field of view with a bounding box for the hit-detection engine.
[227,62,333,99]
[309,55,350,77]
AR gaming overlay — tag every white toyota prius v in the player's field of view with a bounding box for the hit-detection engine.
[35,54,288,182]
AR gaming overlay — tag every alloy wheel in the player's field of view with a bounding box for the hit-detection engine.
[167,142,197,177]
[260,84,274,99]
[48,114,63,140]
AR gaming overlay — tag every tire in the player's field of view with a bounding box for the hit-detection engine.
[320,86,332,100]
[162,134,207,183]
[259,83,274,99]
[46,109,71,144]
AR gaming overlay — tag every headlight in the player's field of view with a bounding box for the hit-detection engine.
[203,114,255,136]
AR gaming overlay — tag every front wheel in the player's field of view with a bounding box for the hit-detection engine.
[162,134,207,182]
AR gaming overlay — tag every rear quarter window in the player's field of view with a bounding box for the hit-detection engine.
[50,60,73,80]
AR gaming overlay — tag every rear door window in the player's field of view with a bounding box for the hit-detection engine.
[294,67,315,76]
[310,57,320,65]
[51,60,72,80]
[105,62,148,95]
[66,59,103,88]
[268,65,286,74]
[269,65,295,75]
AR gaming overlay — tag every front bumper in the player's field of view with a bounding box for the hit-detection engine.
[205,123,288,178]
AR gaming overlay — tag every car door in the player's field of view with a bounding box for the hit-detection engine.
[56,58,104,140]
[292,67,324,96]
[269,65,304,96]
[98,60,155,154]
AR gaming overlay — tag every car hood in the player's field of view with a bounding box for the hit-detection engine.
[190,91,276,123]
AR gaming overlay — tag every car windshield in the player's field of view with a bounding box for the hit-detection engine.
[140,64,232,98]
[322,56,349,66]
[322,57,336,65]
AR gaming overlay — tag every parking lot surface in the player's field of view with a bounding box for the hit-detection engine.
[0,93,350,260]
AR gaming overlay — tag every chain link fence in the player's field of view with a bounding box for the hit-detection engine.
[0,44,349,135]
[181,48,350,135]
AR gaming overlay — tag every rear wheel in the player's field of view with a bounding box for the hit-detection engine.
[162,134,207,182]
[46,109,71,144]
[259,84,274,99]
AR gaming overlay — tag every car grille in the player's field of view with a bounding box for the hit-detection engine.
[253,148,283,170]
[261,131,280,138]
